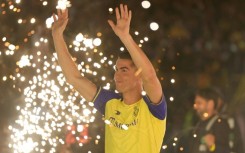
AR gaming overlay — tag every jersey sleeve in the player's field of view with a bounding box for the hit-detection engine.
[92,87,121,115]
[143,95,167,120]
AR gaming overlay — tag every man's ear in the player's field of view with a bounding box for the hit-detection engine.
[207,99,215,109]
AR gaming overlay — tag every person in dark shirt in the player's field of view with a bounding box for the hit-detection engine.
[190,87,238,153]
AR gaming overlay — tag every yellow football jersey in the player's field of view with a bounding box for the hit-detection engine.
[93,87,167,153]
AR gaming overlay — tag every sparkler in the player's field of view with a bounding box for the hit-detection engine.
[56,0,71,10]
[7,29,111,152]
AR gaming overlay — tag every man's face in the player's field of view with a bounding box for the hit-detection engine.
[114,59,140,93]
[193,95,215,120]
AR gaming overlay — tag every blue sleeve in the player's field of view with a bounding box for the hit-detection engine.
[143,95,167,120]
[92,87,121,115]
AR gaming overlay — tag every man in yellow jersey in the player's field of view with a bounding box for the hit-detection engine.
[52,4,167,153]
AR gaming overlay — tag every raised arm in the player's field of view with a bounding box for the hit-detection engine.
[52,9,97,102]
[108,4,163,104]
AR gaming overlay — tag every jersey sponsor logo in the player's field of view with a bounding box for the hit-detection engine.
[133,106,139,117]
[115,110,121,115]
[108,117,138,130]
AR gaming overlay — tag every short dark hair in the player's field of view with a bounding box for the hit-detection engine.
[195,87,223,109]
[117,51,132,60]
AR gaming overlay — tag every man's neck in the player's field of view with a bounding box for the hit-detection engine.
[122,90,142,105]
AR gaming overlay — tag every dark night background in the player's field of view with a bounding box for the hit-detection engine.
[0,0,245,152]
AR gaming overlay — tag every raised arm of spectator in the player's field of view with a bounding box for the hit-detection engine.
[108,4,163,104]
[52,9,97,102]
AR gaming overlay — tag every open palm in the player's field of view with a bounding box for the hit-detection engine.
[108,4,132,37]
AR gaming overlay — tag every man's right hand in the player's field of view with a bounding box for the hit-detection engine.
[52,9,69,36]
[203,134,215,148]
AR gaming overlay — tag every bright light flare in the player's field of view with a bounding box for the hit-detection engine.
[15,0,21,4]
[76,33,84,42]
[141,0,151,9]
[93,38,102,46]
[56,0,71,10]
[18,19,23,24]
[46,15,55,29]
[17,55,31,68]
[162,145,167,149]
[30,18,36,24]
[8,44,16,50]
[150,22,159,31]
[42,1,48,6]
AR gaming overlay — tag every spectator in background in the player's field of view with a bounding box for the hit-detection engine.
[215,89,244,153]
[190,87,243,153]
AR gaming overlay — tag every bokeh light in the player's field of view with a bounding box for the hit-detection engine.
[141,0,151,9]
[150,22,159,31]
